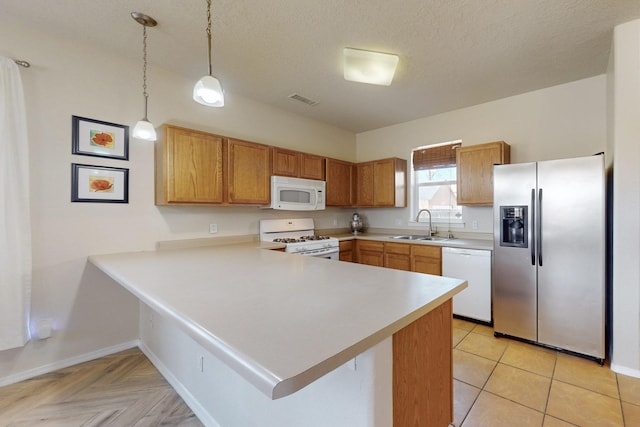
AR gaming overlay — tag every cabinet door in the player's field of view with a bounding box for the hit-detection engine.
[339,240,354,262]
[354,158,407,208]
[457,141,510,206]
[384,242,411,271]
[325,158,354,207]
[300,153,325,180]
[411,245,442,276]
[356,240,384,266]
[272,147,300,177]
[374,159,395,206]
[356,162,375,207]
[226,139,271,205]
[157,125,223,204]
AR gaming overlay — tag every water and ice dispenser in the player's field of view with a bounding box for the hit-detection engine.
[500,206,528,248]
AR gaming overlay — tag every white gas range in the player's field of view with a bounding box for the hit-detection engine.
[259,218,339,260]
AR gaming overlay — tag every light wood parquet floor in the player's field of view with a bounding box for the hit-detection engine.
[0,348,203,427]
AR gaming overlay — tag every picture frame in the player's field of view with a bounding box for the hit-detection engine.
[71,163,129,203]
[71,115,129,160]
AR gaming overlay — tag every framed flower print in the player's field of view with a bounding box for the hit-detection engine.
[71,115,129,160]
[71,163,129,203]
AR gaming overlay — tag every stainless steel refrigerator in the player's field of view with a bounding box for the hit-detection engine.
[493,154,605,362]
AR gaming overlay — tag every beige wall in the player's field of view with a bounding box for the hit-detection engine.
[0,16,356,383]
[355,76,607,236]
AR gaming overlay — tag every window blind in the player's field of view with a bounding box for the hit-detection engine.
[412,142,462,171]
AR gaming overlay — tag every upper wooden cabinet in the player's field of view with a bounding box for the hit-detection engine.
[272,147,299,177]
[299,153,325,180]
[325,158,354,207]
[226,138,271,205]
[155,125,224,205]
[272,147,325,180]
[356,158,407,207]
[355,162,374,206]
[456,141,510,206]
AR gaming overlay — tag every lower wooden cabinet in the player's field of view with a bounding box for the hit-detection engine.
[354,240,442,276]
[339,240,354,262]
[384,243,411,271]
[355,240,384,267]
[411,245,442,276]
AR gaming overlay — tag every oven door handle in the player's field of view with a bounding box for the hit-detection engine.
[301,247,339,257]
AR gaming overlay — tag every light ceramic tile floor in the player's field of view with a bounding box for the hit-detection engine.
[452,318,640,427]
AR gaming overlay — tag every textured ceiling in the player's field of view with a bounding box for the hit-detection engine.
[2,0,640,132]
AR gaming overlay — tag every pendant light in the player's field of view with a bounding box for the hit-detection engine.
[131,12,158,141]
[193,0,224,107]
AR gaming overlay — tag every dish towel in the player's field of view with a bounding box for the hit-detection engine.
[0,56,32,350]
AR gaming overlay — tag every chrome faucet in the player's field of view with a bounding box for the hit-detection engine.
[416,209,433,238]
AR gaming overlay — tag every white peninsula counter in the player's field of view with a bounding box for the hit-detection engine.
[89,242,466,427]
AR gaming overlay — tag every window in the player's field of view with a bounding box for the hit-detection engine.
[412,141,463,224]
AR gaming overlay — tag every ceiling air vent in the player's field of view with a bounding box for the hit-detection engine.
[288,93,319,106]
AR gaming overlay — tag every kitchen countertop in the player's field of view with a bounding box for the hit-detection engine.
[333,232,494,251]
[89,242,466,400]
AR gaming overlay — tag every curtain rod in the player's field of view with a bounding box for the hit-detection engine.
[13,59,30,68]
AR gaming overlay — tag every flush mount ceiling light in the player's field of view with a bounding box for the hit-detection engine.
[193,0,224,107]
[343,47,399,86]
[131,12,157,141]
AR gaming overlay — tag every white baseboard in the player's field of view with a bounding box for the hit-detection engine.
[0,340,139,387]
[611,362,640,379]
[138,341,220,427]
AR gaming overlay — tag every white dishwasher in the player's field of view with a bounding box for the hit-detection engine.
[442,247,492,323]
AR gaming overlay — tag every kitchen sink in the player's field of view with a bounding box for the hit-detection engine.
[390,235,448,242]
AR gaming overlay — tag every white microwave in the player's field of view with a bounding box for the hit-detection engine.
[270,176,326,210]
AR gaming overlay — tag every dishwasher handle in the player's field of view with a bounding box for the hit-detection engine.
[442,247,491,257]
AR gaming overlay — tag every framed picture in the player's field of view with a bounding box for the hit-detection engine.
[71,115,129,160]
[71,163,129,203]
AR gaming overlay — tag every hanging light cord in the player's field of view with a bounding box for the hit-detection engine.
[142,23,150,120]
[206,0,213,76]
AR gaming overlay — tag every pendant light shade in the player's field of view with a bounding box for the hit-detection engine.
[131,12,157,141]
[193,75,224,107]
[193,0,224,107]
[132,119,156,140]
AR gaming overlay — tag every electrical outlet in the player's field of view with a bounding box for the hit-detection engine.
[209,224,218,234]
[333,218,338,226]
[472,220,478,230]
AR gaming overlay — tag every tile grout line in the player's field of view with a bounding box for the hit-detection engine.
[541,348,559,423]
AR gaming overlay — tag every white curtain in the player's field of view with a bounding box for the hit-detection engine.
[0,56,31,350]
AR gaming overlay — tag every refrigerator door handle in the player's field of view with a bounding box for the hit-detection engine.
[531,188,536,265]
[538,188,543,266]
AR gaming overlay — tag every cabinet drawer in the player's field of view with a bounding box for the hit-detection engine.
[358,240,384,252]
[411,245,441,258]
[384,242,411,255]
